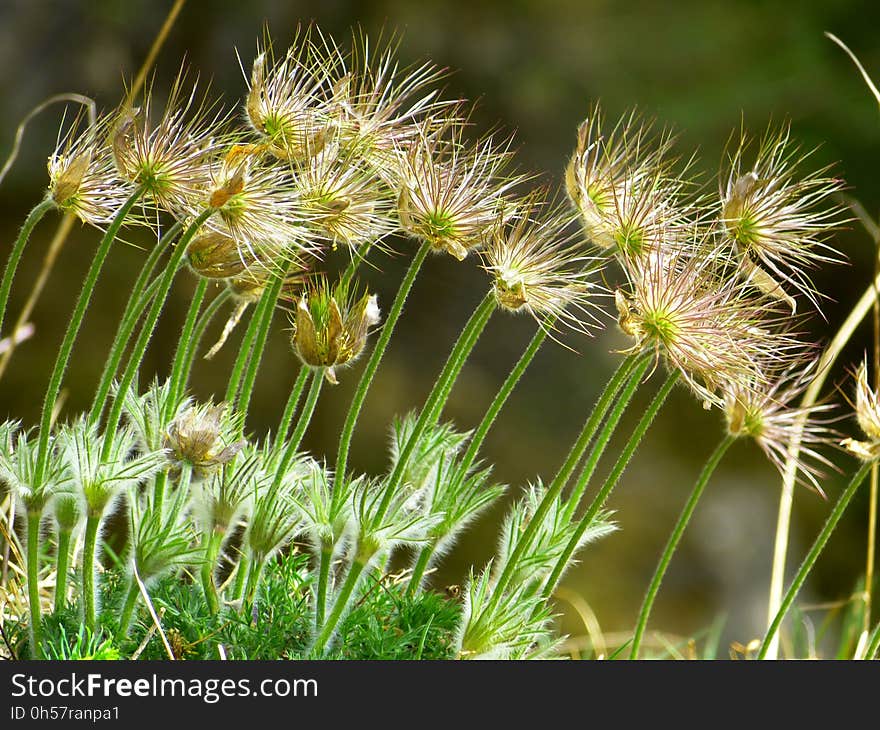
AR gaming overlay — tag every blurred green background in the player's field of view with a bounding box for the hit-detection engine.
[1,0,880,656]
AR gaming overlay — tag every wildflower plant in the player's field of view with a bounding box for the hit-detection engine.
[0,19,865,663]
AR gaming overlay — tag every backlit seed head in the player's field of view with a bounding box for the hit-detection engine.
[396,117,524,260]
[48,112,133,226]
[565,105,681,256]
[110,69,228,215]
[481,192,604,335]
[291,278,380,384]
[292,137,395,250]
[326,29,452,170]
[723,361,837,491]
[842,359,880,462]
[244,27,338,162]
[164,401,245,478]
[195,142,321,269]
[720,122,845,311]
[616,241,803,408]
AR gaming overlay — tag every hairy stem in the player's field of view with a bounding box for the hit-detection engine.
[26,511,43,658]
[492,354,648,600]
[312,558,367,655]
[166,277,208,408]
[234,271,286,423]
[118,578,140,637]
[82,514,101,631]
[372,291,496,525]
[760,459,873,659]
[276,367,309,443]
[543,370,679,599]
[455,321,550,481]
[630,435,735,659]
[35,189,142,483]
[90,220,181,421]
[201,529,223,615]
[53,527,72,614]
[101,210,213,461]
[0,198,54,340]
[174,287,232,402]
[335,241,431,486]
[315,545,334,630]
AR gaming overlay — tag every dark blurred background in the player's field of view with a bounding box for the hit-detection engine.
[1,0,880,656]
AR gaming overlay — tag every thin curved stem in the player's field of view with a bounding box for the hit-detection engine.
[224,293,269,407]
[630,435,735,659]
[0,198,54,340]
[552,354,644,508]
[335,241,431,486]
[82,514,101,631]
[90,220,181,421]
[286,370,324,455]
[492,354,649,601]
[372,291,496,525]
[767,268,880,658]
[34,189,142,484]
[759,459,873,659]
[101,209,213,461]
[407,541,435,594]
[234,271,286,422]
[118,578,140,637]
[174,287,231,403]
[563,356,657,519]
[165,277,208,409]
[276,366,309,443]
[314,545,334,630]
[456,321,552,480]
[272,370,324,492]
[543,369,679,600]
[312,558,367,656]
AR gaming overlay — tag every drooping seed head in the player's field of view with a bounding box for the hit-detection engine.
[723,360,837,492]
[841,358,880,462]
[290,277,380,384]
[164,401,245,478]
[616,237,804,408]
[244,26,339,162]
[480,191,605,335]
[48,111,134,226]
[565,105,683,258]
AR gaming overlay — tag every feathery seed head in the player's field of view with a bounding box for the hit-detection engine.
[565,106,681,256]
[842,358,880,462]
[723,361,837,491]
[293,138,395,250]
[396,118,523,260]
[327,30,452,170]
[195,142,321,269]
[720,122,845,310]
[110,70,228,216]
[616,243,800,408]
[290,277,380,384]
[481,192,604,334]
[244,28,339,161]
[48,112,133,226]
